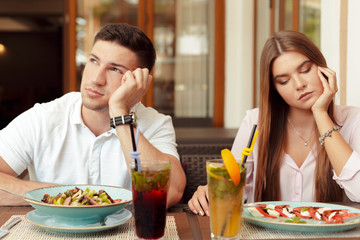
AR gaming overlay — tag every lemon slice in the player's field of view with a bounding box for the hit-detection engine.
[206,162,225,180]
[208,162,223,168]
[221,149,240,186]
[206,167,223,180]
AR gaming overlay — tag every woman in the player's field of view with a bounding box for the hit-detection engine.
[188,30,360,216]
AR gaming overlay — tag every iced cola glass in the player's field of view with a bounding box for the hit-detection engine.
[130,160,171,239]
[206,159,246,239]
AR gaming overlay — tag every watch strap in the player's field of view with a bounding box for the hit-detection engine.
[110,113,135,128]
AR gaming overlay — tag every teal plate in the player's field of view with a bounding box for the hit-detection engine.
[23,185,132,223]
[26,209,132,234]
[243,201,360,233]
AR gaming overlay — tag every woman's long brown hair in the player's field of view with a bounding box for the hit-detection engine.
[254,31,343,202]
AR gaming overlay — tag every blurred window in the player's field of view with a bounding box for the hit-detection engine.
[271,0,321,47]
[76,0,215,127]
[299,0,321,47]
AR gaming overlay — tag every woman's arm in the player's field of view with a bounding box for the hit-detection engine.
[313,67,360,202]
[312,67,353,175]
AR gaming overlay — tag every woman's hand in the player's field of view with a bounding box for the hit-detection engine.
[311,66,338,113]
[188,185,210,216]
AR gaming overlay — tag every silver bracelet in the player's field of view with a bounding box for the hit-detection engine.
[319,126,341,146]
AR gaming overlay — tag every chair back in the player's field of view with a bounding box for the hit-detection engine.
[177,143,232,156]
[177,143,232,203]
[181,154,221,203]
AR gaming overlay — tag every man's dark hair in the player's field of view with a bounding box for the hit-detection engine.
[94,23,156,72]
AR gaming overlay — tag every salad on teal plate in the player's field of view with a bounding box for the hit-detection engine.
[23,185,132,227]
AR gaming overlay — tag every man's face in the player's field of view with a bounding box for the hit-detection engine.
[80,40,139,113]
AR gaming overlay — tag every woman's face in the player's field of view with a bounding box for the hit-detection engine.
[272,51,324,110]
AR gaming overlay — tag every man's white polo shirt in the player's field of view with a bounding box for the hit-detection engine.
[0,92,178,189]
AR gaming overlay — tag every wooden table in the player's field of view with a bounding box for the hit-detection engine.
[1,194,360,240]
[0,194,211,240]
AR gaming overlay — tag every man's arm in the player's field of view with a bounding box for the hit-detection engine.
[113,125,186,207]
[109,68,186,207]
[0,156,54,194]
[166,154,186,207]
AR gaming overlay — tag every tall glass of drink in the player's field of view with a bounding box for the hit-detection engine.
[130,160,171,239]
[206,159,246,239]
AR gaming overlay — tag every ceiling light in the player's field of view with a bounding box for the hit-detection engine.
[0,44,6,54]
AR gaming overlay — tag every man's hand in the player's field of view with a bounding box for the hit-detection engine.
[109,68,152,116]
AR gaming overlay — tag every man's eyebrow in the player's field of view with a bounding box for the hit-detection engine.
[110,62,129,70]
[89,53,99,60]
[273,60,311,81]
[89,53,129,70]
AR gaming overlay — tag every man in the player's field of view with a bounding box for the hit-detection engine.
[0,23,186,207]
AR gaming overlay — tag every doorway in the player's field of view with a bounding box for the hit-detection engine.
[0,1,64,128]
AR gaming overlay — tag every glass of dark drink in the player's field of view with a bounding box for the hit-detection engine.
[130,160,171,239]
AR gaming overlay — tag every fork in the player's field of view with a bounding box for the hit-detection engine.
[0,218,21,239]
[0,187,43,204]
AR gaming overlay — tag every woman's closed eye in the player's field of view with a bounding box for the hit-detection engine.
[278,78,290,85]
[299,63,312,74]
[300,67,311,74]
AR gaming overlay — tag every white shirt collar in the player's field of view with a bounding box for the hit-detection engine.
[70,94,84,126]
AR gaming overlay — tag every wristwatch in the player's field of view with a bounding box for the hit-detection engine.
[110,112,136,128]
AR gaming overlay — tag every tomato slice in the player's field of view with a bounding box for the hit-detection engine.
[275,205,291,217]
[322,210,342,223]
[255,206,278,219]
[275,204,290,209]
[308,207,321,220]
[322,209,360,223]
[342,212,360,219]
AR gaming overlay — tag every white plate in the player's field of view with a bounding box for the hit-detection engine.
[243,201,360,233]
[26,209,132,234]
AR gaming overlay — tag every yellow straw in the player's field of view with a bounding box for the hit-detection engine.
[240,129,259,165]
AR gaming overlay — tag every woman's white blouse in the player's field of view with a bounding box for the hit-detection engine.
[232,105,360,203]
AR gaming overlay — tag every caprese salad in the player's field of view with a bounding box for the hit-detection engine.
[247,203,360,224]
